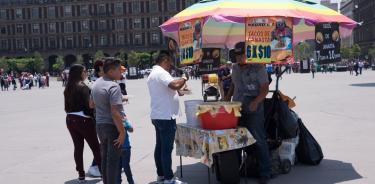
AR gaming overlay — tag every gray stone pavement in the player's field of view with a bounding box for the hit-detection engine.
[0,70,374,184]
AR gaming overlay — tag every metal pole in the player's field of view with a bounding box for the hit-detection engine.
[180,155,183,178]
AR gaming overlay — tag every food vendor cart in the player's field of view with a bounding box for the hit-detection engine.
[160,0,357,183]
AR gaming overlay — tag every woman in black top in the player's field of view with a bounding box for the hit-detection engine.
[64,64,101,182]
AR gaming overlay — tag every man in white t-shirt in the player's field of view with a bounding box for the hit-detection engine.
[147,51,187,184]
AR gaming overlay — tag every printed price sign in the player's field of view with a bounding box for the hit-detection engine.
[245,17,294,64]
[315,22,341,64]
[179,19,203,65]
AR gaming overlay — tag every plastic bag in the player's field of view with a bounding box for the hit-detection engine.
[296,120,324,165]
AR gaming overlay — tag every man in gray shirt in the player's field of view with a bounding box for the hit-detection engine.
[91,59,125,184]
[225,42,271,184]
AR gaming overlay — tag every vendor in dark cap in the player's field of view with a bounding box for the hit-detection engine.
[225,42,271,184]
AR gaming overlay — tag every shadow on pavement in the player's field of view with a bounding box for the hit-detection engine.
[64,178,101,184]
[172,159,362,184]
[350,83,375,87]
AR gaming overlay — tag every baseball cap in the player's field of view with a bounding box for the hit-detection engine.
[234,42,245,55]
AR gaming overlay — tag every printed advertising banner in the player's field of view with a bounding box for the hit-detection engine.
[315,22,341,64]
[198,48,221,75]
[179,19,204,65]
[245,17,294,64]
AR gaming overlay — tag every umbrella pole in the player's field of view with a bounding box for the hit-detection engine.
[276,67,288,91]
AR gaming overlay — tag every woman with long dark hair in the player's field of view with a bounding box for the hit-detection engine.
[64,64,101,182]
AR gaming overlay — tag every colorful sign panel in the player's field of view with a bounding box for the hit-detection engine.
[178,19,203,65]
[315,22,341,64]
[245,17,294,64]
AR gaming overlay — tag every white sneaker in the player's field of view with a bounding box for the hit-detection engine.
[87,165,101,177]
[163,178,187,184]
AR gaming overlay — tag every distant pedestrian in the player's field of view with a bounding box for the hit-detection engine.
[359,61,364,75]
[0,75,5,91]
[348,61,354,75]
[311,62,316,78]
[46,72,50,87]
[354,61,359,76]
[64,64,102,182]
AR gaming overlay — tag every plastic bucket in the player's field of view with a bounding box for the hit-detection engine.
[184,100,204,127]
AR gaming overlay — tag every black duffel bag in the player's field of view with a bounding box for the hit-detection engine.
[296,119,324,165]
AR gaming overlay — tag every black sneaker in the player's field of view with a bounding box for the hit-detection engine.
[78,173,85,183]
[259,176,269,184]
[78,176,85,183]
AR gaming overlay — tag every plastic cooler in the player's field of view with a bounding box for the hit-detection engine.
[184,100,204,127]
[197,102,241,130]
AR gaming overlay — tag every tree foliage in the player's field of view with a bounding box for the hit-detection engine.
[368,46,375,61]
[52,55,65,72]
[294,42,314,61]
[351,44,361,59]
[94,50,105,61]
[76,54,84,65]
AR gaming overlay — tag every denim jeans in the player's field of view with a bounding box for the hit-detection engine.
[97,124,122,184]
[241,102,271,178]
[152,119,177,180]
[117,149,134,184]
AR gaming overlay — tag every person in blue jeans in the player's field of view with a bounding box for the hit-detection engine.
[147,51,188,184]
[117,119,135,184]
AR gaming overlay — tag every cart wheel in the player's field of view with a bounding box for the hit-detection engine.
[280,159,291,174]
[204,95,208,102]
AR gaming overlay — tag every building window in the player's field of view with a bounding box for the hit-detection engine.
[151,32,160,44]
[31,7,39,19]
[133,18,141,29]
[48,23,56,33]
[134,33,142,45]
[115,2,123,14]
[99,20,107,31]
[0,9,6,20]
[81,20,89,32]
[116,19,124,30]
[66,36,73,48]
[99,4,106,15]
[168,0,176,11]
[32,24,40,34]
[99,35,108,46]
[64,6,72,17]
[83,36,91,48]
[16,8,23,19]
[65,21,73,33]
[132,1,141,14]
[32,38,40,49]
[16,24,23,34]
[48,7,55,18]
[186,0,195,7]
[81,5,89,16]
[16,39,24,49]
[0,40,7,50]
[150,0,158,12]
[151,17,159,27]
[49,37,56,49]
[0,26,6,34]
[117,34,125,45]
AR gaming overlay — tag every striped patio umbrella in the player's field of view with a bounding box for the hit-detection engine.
[160,0,357,49]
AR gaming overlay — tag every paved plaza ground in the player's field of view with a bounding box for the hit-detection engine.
[0,70,374,184]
